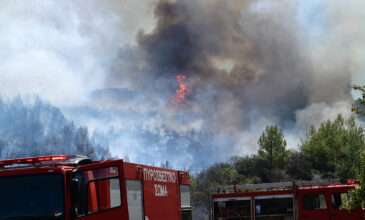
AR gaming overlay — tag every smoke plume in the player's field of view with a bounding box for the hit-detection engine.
[1,0,364,171]
[105,0,356,157]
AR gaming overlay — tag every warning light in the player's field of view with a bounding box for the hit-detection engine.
[0,155,68,166]
[51,156,67,161]
[347,179,359,184]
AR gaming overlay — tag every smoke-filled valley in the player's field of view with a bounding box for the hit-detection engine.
[1,0,365,172]
[0,96,111,160]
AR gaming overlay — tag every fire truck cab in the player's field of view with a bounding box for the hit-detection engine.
[0,155,192,220]
[211,180,364,220]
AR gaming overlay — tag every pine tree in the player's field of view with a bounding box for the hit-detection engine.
[258,125,288,181]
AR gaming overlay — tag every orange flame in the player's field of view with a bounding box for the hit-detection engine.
[170,74,191,105]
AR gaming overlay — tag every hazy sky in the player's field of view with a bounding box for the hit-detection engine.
[1,0,364,170]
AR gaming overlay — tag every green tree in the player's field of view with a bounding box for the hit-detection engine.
[352,84,365,115]
[300,115,364,180]
[343,84,365,212]
[234,155,267,182]
[342,152,365,212]
[301,115,344,174]
[336,117,365,179]
[258,125,289,180]
[286,151,312,180]
[190,162,240,219]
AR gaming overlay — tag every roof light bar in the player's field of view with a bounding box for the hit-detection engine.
[0,155,68,166]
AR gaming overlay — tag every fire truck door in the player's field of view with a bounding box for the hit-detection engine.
[70,160,128,220]
[330,191,359,220]
[126,180,144,220]
[299,192,330,220]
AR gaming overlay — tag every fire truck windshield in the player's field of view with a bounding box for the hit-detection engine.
[0,173,64,220]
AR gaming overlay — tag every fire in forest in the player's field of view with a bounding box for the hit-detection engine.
[169,74,191,106]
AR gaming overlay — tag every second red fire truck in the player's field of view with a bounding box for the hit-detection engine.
[0,155,191,220]
[211,180,365,220]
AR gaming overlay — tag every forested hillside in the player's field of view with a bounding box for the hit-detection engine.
[0,96,364,220]
[191,115,365,219]
[0,96,111,160]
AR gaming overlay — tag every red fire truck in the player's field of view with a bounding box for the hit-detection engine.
[0,155,192,220]
[211,180,365,220]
